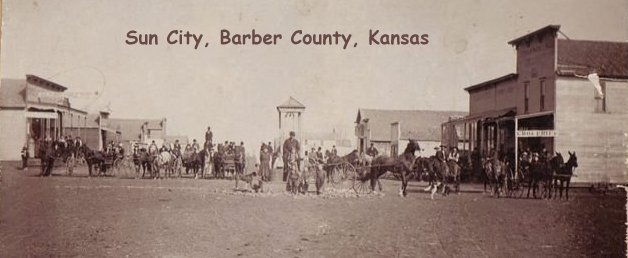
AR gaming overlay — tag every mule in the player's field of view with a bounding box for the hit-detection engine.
[550,151,578,200]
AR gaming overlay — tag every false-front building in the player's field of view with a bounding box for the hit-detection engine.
[442,25,628,183]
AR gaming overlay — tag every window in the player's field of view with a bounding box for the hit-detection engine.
[524,81,529,113]
[539,79,545,111]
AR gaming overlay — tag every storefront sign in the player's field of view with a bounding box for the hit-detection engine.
[516,130,556,137]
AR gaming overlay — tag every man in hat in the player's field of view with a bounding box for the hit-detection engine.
[148,140,158,155]
[191,139,200,152]
[235,141,246,175]
[282,131,301,181]
[435,145,448,176]
[366,143,379,158]
[204,126,213,149]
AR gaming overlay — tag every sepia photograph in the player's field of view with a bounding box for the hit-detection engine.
[0,0,627,257]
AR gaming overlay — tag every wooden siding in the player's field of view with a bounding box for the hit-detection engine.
[555,78,628,183]
[0,109,27,160]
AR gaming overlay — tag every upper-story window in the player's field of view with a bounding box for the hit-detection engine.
[539,78,546,111]
[524,81,530,113]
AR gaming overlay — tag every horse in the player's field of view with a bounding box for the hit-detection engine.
[550,151,578,200]
[213,150,224,179]
[78,145,106,177]
[366,140,420,197]
[446,159,461,194]
[152,151,174,179]
[415,156,447,199]
[526,157,551,199]
[138,149,154,178]
[193,148,209,179]
[486,158,507,198]
[182,150,198,176]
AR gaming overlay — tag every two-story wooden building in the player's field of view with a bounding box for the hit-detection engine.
[0,75,89,160]
[442,25,628,183]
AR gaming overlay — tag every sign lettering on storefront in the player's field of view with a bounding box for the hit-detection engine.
[516,130,556,137]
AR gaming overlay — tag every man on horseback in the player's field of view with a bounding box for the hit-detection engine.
[148,140,158,155]
[191,139,200,152]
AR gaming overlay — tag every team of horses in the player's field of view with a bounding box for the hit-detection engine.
[130,147,212,179]
[328,140,578,200]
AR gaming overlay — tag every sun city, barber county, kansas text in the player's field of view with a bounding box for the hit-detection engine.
[125,29,430,50]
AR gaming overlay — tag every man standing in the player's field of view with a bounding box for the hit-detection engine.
[204,126,213,149]
[282,131,300,181]
[366,143,379,157]
[331,145,338,157]
[235,141,246,175]
[21,145,29,171]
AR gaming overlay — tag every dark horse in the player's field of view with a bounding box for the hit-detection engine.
[78,145,106,177]
[415,156,455,199]
[550,151,578,200]
[366,140,420,197]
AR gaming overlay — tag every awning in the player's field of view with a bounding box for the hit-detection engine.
[24,111,58,119]
[443,107,516,125]
[101,127,121,134]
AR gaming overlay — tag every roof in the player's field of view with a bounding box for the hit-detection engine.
[0,79,27,108]
[26,74,67,92]
[108,118,165,142]
[464,73,518,92]
[356,109,468,142]
[508,25,560,46]
[163,135,189,144]
[556,39,628,79]
[277,96,305,109]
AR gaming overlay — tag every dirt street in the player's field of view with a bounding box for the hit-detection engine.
[0,162,625,257]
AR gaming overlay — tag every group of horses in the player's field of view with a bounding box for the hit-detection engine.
[318,141,460,198]
[130,144,247,180]
[481,151,579,200]
[321,140,578,200]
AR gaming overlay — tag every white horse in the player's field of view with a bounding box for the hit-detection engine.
[153,151,173,178]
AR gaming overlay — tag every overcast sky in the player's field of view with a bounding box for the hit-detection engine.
[2,0,627,146]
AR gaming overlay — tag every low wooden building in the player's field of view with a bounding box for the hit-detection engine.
[442,25,628,183]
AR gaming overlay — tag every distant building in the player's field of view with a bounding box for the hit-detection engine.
[355,109,467,157]
[63,111,121,151]
[302,130,353,155]
[108,118,188,150]
[0,75,88,160]
[442,25,628,183]
[108,118,165,148]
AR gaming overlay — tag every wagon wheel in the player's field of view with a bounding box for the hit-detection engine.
[329,163,346,184]
[515,179,526,198]
[347,164,371,194]
[65,155,76,176]
[120,158,134,178]
[111,158,122,178]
